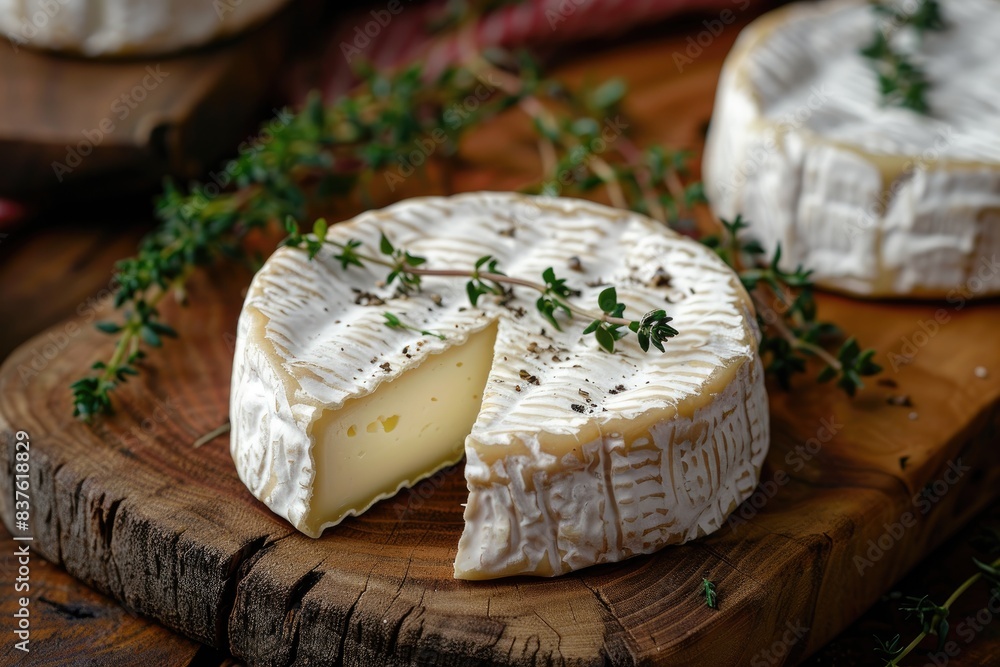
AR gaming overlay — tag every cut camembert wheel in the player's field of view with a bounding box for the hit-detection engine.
[230,192,769,580]
[704,0,1000,298]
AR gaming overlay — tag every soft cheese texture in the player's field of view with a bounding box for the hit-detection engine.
[0,0,288,56]
[307,325,497,536]
[230,193,769,579]
[704,0,1000,298]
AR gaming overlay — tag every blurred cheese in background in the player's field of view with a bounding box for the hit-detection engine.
[0,0,290,56]
[703,0,1000,299]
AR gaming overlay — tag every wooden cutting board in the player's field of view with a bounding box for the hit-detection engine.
[0,7,293,199]
[3,13,1000,667]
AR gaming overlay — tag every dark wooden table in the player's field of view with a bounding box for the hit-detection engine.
[2,6,999,667]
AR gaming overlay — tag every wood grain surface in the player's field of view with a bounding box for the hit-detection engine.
[0,520,217,666]
[3,10,1000,667]
[0,8,292,199]
[803,499,1000,666]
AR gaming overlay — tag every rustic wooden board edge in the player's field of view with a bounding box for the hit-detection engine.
[1,270,1000,665]
[0,7,295,199]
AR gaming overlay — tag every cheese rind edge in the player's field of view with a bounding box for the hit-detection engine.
[230,192,770,579]
[703,0,1000,298]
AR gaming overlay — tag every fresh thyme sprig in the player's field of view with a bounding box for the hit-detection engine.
[898,595,951,651]
[874,633,904,662]
[68,60,507,418]
[382,312,446,340]
[872,0,946,35]
[455,49,703,227]
[493,54,881,391]
[702,216,881,396]
[875,554,1000,666]
[701,578,719,610]
[861,0,946,114]
[285,220,678,354]
[72,3,880,417]
[860,32,932,114]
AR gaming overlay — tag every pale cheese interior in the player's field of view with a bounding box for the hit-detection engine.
[305,325,497,533]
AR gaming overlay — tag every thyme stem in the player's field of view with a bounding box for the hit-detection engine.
[321,238,634,328]
[72,2,879,417]
[96,269,189,388]
[410,268,632,326]
[753,290,842,372]
[888,555,1000,666]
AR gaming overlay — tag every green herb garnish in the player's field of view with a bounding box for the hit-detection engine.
[285,221,678,355]
[861,0,946,114]
[72,2,879,419]
[701,578,718,610]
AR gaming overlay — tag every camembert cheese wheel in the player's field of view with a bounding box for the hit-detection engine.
[230,193,769,579]
[0,0,288,56]
[704,0,1000,298]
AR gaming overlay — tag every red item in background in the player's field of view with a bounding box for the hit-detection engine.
[292,0,764,101]
[0,200,27,230]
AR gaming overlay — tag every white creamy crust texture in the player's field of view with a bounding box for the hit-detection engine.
[704,0,1000,298]
[230,192,770,579]
[0,0,288,56]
